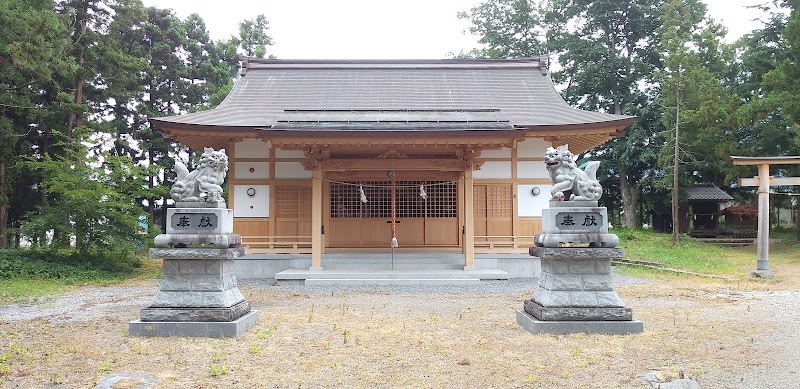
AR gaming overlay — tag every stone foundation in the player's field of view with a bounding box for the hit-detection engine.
[519,246,642,335]
[140,300,252,322]
[130,221,258,337]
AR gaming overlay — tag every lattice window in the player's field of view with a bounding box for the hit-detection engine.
[474,186,488,218]
[425,181,457,218]
[297,187,311,218]
[330,180,456,218]
[487,185,512,218]
[363,181,391,218]
[276,186,300,218]
[330,182,362,218]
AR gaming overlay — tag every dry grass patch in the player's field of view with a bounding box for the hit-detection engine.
[2,275,792,388]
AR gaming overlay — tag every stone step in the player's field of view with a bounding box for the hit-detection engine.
[321,252,465,260]
[274,269,510,281]
[305,278,482,286]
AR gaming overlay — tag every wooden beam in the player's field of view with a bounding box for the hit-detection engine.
[739,176,800,187]
[731,156,800,165]
[310,165,323,270]
[320,159,468,172]
[756,164,771,274]
[464,169,475,270]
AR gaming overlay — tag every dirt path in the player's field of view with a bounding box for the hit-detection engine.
[1,277,798,388]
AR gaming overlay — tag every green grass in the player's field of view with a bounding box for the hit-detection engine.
[0,249,161,303]
[614,228,800,278]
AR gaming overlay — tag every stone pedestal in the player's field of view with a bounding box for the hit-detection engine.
[534,201,619,248]
[517,245,642,335]
[130,207,259,337]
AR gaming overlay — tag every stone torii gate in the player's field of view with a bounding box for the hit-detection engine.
[731,156,800,278]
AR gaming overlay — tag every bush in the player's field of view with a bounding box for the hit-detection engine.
[0,248,142,282]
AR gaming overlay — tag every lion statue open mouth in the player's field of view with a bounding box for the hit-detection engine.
[544,144,602,201]
[170,147,228,203]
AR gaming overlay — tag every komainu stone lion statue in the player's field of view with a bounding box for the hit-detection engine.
[544,144,602,201]
[170,147,228,203]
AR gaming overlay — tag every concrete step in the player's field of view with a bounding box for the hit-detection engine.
[305,278,482,286]
[322,252,465,259]
[313,254,466,270]
[322,262,462,270]
[274,268,511,281]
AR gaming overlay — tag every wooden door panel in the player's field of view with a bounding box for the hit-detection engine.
[425,218,458,245]
[361,218,392,245]
[396,219,425,245]
[474,184,512,238]
[329,219,361,246]
[329,179,459,247]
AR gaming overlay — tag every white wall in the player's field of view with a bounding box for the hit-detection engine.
[233,185,269,217]
[234,162,270,179]
[275,162,312,179]
[473,161,512,179]
[274,148,305,158]
[235,138,269,158]
[517,161,549,179]
[517,138,551,158]
[481,148,511,158]
[518,184,551,216]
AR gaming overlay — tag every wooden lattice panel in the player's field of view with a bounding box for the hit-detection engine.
[276,186,301,218]
[425,181,457,218]
[330,182,362,218]
[487,185,512,218]
[473,186,488,218]
[474,184,513,238]
[297,186,311,218]
[330,181,457,218]
[275,185,312,218]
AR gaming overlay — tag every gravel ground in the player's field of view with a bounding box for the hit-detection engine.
[1,271,798,388]
[244,270,651,295]
[0,272,647,323]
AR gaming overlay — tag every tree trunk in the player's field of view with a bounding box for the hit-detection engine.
[672,87,681,243]
[0,160,7,249]
[66,0,88,137]
[796,205,799,241]
[619,166,638,228]
[148,148,155,222]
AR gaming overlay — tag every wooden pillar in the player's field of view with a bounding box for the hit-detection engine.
[311,165,323,270]
[464,168,475,270]
[756,163,770,272]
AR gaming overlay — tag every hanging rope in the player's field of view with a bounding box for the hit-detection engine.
[390,169,398,248]
[322,178,458,189]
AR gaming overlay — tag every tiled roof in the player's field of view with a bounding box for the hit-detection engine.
[686,184,734,201]
[150,57,634,132]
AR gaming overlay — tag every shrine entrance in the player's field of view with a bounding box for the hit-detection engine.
[327,179,460,248]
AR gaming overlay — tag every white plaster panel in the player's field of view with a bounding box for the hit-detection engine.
[517,161,550,179]
[480,149,511,158]
[234,185,269,217]
[473,161,512,179]
[234,162,270,179]
[517,138,552,158]
[518,185,551,216]
[275,162,312,179]
[274,148,306,158]
[235,138,269,158]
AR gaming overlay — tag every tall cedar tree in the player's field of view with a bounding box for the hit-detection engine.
[0,0,76,248]
[460,0,664,227]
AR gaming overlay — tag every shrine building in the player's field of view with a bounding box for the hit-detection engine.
[149,57,634,276]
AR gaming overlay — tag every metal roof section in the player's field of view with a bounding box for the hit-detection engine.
[150,57,635,132]
[686,184,734,201]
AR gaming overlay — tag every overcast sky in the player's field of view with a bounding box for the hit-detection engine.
[143,0,767,59]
